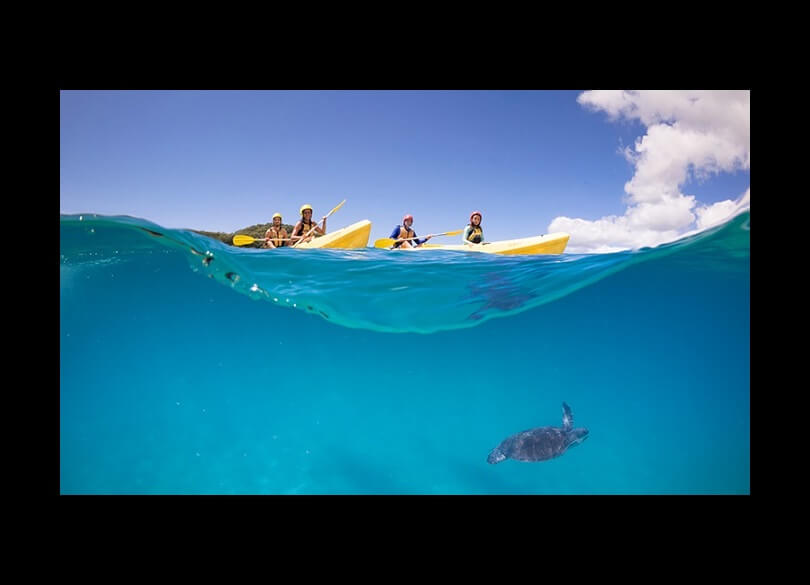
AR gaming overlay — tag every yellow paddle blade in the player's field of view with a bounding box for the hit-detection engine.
[328,199,346,217]
[374,238,395,248]
[233,234,257,246]
[440,229,463,237]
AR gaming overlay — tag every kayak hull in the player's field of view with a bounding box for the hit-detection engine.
[402,232,570,255]
[294,220,372,249]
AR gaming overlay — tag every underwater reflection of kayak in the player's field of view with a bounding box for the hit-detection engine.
[293,220,372,249]
[396,232,570,255]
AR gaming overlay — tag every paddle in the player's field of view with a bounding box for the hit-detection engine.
[232,234,296,247]
[291,199,347,248]
[373,229,463,249]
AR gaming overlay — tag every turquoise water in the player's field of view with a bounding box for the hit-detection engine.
[60,211,750,494]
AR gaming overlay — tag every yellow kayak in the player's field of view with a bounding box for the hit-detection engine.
[401,232,570,255]
[294,220,372,249]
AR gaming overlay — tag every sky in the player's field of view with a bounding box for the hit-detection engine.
[60,90,750,253]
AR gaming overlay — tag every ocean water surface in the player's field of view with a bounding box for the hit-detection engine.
[60,211,750,494]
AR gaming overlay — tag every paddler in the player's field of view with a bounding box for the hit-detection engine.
[290,204,327,245]
[389,214,432,249]
[263,213,288,249]
[463,210,484,244]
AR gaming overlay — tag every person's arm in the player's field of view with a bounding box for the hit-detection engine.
[413,231,432,246]
[315,216,327,235]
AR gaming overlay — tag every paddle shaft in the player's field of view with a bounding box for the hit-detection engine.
[401,229,462,241]
[291,219,327,247]
[374,229,463,249]
[233,235,295,246]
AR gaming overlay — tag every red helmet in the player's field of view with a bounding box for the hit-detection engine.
[403,214,414,224]
[470,210,482,222]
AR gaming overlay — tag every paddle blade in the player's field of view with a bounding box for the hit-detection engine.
[233,234,257,246]
[439,229,463,237]
[374,238,395,249]
[327,199,346,217]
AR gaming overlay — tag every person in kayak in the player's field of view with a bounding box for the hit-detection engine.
[263,213,288,249]
[463,210,484,244]
[290,204,327,245]
[389,214,432,249]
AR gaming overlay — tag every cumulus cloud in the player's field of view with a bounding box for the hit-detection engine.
[550,90,750,253]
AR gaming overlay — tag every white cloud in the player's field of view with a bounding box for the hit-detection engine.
[554,90,750,253]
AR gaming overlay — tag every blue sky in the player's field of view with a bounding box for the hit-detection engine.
[60,90,750,252]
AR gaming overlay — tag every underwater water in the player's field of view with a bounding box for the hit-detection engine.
[60,211,750,494]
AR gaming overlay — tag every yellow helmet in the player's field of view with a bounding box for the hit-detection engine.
[300,204,313,214]
[272,213,282,220]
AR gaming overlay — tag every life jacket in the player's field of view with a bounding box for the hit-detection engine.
[267,226,288,247]
[466,225,483,243]
[394,225,415,248]
[294,219,315,237]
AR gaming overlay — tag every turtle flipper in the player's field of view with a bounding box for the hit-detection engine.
[562,402,573,431]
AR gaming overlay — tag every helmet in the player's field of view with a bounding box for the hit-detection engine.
[470,210,482,222]
[300,204,313,214]
[272,213,282,220]
[403,214,414,224]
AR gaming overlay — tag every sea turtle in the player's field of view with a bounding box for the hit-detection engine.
[487,402,589,464]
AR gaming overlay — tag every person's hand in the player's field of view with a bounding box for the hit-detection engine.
[426,235,432,240]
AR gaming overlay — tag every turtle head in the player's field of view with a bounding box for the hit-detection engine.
[487,447,507,464]
[567,427,589,449]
